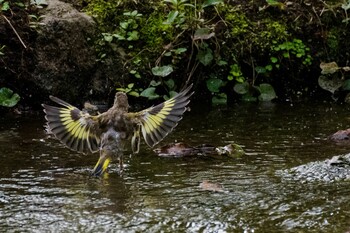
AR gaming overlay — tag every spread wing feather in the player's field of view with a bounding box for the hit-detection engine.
[42,96,100,154]
[135,84,194,147]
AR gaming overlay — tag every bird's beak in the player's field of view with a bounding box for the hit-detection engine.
[91,154,111,176]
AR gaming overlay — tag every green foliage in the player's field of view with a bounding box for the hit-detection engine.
[197,45,213,66]
[140,12,173,49]
[228,64,244,82]
[83,0,321,104]
[116,83,141,97]
[318,62,350,94]
[0,87,20,107]
[152,65,174,77]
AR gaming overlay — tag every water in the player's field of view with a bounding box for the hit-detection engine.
[1,101,350,232]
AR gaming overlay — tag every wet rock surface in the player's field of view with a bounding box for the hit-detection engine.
[277,153,350,182]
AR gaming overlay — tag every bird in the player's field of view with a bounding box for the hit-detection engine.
[42,84,193,176]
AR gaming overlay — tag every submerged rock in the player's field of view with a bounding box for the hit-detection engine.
[277,153,350,182]
[199,180,228,193]
[328,129,350,142]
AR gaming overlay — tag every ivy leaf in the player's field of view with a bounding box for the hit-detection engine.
[318,75,343,94]
[233,82,249,95]
[258,83,276,101]
[150,80,161,87]
[163,91,178,100]
[164,78,175,89]
[320,62,340,75]
[140,87,160,100]
[197,48,213,66]
[193,28,215,40]
[255,66,266,74]
[0,87,20,107]
[242,93,257,102]
[151,65,174,77]
[212,93,227,105]
[206,78,223,93]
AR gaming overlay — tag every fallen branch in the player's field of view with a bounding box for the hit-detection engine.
[2,14,27,49]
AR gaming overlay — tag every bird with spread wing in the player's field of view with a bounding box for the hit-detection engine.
[42,84,193,176]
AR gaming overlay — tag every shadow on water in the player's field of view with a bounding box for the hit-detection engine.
[1,101,350,232]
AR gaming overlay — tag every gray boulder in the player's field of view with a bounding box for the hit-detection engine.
[277,153,350,182]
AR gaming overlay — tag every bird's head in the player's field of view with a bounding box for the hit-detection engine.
[114,92,129,111]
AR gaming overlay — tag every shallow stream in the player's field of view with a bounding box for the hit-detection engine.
[1,101,350,232]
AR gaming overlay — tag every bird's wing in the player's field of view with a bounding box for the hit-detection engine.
[42,96,101,154]
[130,84,193,147]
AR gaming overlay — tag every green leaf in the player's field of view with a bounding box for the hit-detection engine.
[270,57,278,63]
[212,93,227,105]
[0,87,20,107]
[2,2,10,11]
[127,31,139,41]
[128,91,140,97]
[206,78,223,93]
[102,33,113,42]
[318,75,343,94]
[265,64,273,71]
[197,48,213,66]
[320,62,340,75]
[164,90,178,100]
[164,10,179,24]
[233,82,249,95]
[258,83,276,101]
[242,93,257,102]
[282,52,289,58]
[151,65,174,77]
[127,83,134,89]
[255,66,266,74]
[342,79,350,91]
[164,78,175,89]
[202,0,223,7]
[140,87,160,100]
[173,47,187,54]
[150,80,161,87]
[120,22,129,29]
[193,28,215,40]
[217,60,228,66]
[235,76,245,83]
[116,87,127,92]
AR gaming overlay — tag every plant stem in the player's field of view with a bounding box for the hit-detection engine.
[2,15,27,49]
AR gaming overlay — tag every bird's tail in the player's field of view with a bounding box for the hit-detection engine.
[91,153,111,176]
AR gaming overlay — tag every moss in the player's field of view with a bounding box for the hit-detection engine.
[140,12,173,49]
[327,28,340,54]
[224,10,251,38]
[256,19,289,51]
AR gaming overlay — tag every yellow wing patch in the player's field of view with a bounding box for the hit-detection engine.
[42,96,100,154]
[136,84,193,147]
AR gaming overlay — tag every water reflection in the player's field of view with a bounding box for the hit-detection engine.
[1,102,350,232]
